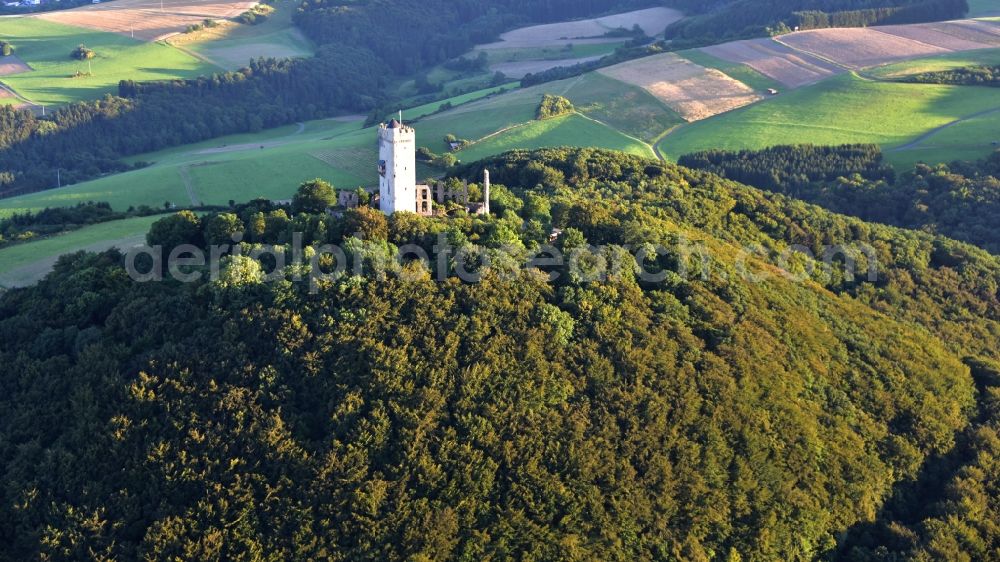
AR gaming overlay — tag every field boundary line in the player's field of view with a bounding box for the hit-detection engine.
[167,42,226,71]
[572,111,657,159]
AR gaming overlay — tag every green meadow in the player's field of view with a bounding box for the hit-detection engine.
[0,214,162,287]
[0,18,210,105]
[559,72,683,142]
[457,113,655,162]
[401,82,522,121]
[885,109,1000,169]
[659,72,1000,162]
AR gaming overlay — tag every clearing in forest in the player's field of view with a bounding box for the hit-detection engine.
[597,53,761,122]
[476,7,683,50]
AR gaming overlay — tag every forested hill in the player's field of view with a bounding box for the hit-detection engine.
[664,0,968,41]
[2,149,1000,559]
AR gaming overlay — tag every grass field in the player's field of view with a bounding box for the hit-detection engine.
[402,82,522,121]
[0,214,162,287]
[0,18,210,105]
[560,72,682,142]
[679,49,784,93]
[457,113,655,162]
[0,119,359,216]
[885,109,1000,168]
[659,72,1000,163]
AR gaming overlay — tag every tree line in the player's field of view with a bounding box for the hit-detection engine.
[678,144,896,192]
[901,64,1000,87]
[680,145,1000,254]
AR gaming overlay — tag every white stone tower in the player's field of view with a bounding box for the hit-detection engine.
[377,118,417,215]
[482,169,490,215]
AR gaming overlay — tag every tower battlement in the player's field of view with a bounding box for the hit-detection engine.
[377,119,417,215]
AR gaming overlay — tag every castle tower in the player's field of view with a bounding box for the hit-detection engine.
[377,119,417,215]
[483,169,490,215]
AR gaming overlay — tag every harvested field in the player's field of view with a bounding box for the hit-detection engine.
[876,23,994,51]
[777,28,950,69]
[36,0,257,41]
[598,53,761,122]
[701,38,843,88]
[490,56,603,78]
[923,20,1000,46]
[477,7,683,50]
[0,55,32,76]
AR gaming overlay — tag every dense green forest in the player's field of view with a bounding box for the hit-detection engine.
[680,145,1000,254]
[663,0,968,42]
[678,144,896,191]
[901,64,1000,86]
[2,148,1000,559]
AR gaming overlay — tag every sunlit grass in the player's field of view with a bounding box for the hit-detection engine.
[0,17,209,105]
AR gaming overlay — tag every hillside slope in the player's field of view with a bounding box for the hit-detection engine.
[2,149,999,559]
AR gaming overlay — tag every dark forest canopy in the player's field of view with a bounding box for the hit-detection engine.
[663,0,969,42]
[678,144,897,190]
[680,145,1000,254]
[2,148,1000,559]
